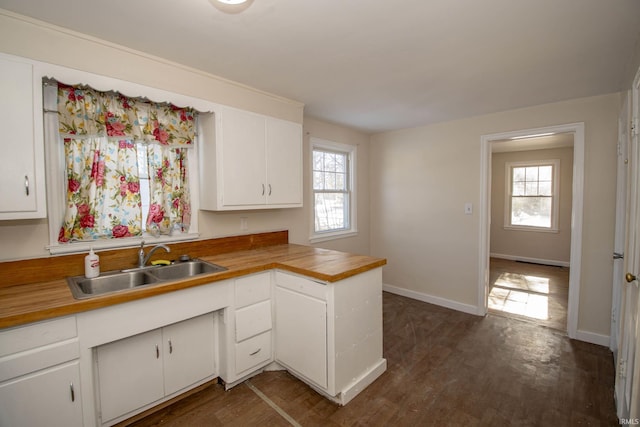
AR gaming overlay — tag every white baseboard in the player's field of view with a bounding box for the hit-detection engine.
[490,252,570,268]
[339,358,387,405]
[575,329,610,347]
[384,283,612,348]
[383,284,480,316]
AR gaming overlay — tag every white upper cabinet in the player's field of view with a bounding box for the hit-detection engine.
[200,106,302,210]
[265,117,303,206]
[0,54,46,219]
[219,108,267,207]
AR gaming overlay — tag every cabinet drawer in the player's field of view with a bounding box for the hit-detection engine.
[235,272,271,308]
[0,339,79,383]
[235,300,272,342]
[0,316,77,357]
[275,271,327,300]
[235,331,272,375]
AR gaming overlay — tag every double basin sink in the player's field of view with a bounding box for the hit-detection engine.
[67,260,227,299]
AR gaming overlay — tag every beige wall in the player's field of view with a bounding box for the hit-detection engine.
[370,93,619,337]
[0,11,372,261]
[302,117,371,255]
[490,147,574,264]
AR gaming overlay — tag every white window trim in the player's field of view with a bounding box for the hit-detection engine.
[39,63,221,255]
[309,137,357,243]
[504,159,560,233]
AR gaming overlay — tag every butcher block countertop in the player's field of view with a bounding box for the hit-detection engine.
[0,236,386,329]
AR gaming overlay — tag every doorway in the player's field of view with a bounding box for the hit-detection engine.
[478,123,585,339]
[487,134,574,331]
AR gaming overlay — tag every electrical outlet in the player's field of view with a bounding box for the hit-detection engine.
[464,203,473,215]
[240,217,248,231]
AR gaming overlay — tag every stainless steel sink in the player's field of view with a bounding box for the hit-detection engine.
[67,270,159,299]
[150,260,227,281]
[67,260,227,299]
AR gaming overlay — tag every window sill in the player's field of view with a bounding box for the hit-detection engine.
[309,230,358,244]
[47,233,200,255]
[503,225,559,234]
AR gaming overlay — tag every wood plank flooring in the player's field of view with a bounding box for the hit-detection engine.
[128,292,617,427]
[489,257,569,331]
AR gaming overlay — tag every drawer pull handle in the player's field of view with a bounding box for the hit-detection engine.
[155,344,160,359]
[268,184,272,196]
[261,184,265,196]
[249,348,261,356]
[169,339,173,354]
[70,382,75,402]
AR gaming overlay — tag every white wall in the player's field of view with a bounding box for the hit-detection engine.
[491,147,574,265]
[370,93,620,337]
[0,11,372,261]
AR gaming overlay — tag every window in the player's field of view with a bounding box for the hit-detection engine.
[311,138,357,242]
[43,74,205,255]
[505,160,559,231]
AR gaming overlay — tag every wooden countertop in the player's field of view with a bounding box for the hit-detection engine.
[0,244,386,329]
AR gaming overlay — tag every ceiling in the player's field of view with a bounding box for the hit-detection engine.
[1,0,639,133]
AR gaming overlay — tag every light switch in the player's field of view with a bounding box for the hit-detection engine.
[464,203,473,215]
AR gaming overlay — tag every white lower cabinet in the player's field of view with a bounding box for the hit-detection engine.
[163,315,216,395]
[96,329,164,423]
[275,285,328,388]
[0,316,82,427]
[220,272,274,386]
[0,361,82,427]
[274,269,386,405]
[96,313,215,425]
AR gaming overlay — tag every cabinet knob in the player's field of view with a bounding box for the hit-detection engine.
[626,273,637,283]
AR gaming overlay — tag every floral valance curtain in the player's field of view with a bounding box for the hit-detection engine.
[57,83,197,146]
[57,82,197,243]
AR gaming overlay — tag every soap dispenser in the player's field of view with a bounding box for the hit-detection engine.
[84,247,100,278]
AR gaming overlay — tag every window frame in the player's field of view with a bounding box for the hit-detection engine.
[309,137,357,243]
[40,66,215,255]
[504,159,560,233]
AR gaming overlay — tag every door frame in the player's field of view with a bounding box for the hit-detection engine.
[478,122,585,340]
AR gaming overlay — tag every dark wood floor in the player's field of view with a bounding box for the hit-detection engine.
[128,292,617,427]
[489,257,569,331]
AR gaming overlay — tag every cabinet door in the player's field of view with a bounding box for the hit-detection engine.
[96,329,164,423]
[220,108,266,206]
[275,286,328,389]
[0,361,82,427]
[163,314,215,395]
[0,56,41,216]
[265,118,302,206]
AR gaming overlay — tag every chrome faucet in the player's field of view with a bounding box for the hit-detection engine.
[138,241,171,268]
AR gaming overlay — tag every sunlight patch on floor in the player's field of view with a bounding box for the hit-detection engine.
[489,273,550,320]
